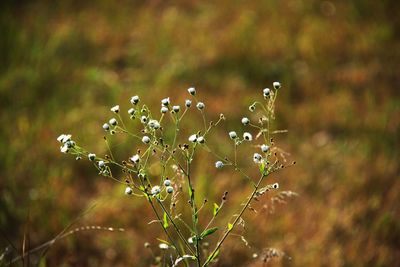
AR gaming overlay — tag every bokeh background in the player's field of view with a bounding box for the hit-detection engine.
[1,0,399,266]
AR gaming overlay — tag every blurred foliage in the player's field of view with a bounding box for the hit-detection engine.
[0,0,399,266]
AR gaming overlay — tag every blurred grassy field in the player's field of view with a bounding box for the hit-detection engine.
[1,0,399,266]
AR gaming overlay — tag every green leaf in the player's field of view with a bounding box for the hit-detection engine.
[200,227,218,239]
[213,203,220,217]
[228,223,233,231]
[206,249,220,263]
[259,161,265,174]
[163,212,169,229]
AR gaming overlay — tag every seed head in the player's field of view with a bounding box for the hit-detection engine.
[166,186,174,194]
[88,153,96,161]
[160,106,168,113]
[110,105,120,113]
[164,179,171,186]
[130,154,140,164]
[125,186,133,195]
[142,136,151,144]
[196,102,205,110]
[263,88,271,98]
[261,144,270,153]
[161,97,170,106]
[148,119,160,129]
[187,87,196,96]
[128,108,135,116]
[188,134,197,143]
[215,161,224,169]
[197,136,205,144]
[57,134,72,143]
[140,116,148,124]
[229,131,237,140]
[109,118,118,126]
[103,123,110,131]
[151,185,161,195]
[185,99,192,107]
[253,153,262,164]
[241,117,250,125]
[98,160,105,168]
[243,132,253,141]
[172,105,180,113]
[273,81,281,90]
[249,104,256,112]
[130,95,140,105]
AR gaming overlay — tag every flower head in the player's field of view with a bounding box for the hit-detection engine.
[140,116,148,124]
[243,132,253,141]
[125,187,133,195]
[188,87,196,96]
[263,88,270,98]
[128,108,135,116]
[229,131,237,140]
[185,99,192,107]
[98,160,105,168]
[196,102,205,110]
[261,144,270,153]
[151,185,161,195]
[164,179,171,186]
[172,105,180,113]
[142,136,150,144]
[188,134,197,143]
[166,186,174,194]
[109,118,118,126]
[111,105,120,113]
[197,136,205,144]
[57,134,72,143]
[159,243,169,250]
[130,154,140,164]
[215,161,224,169]
[88,153,96,161]
[241,117,250,125]
[161,106,168,113]
[249,104,256,112]
[148,119,160,129]
[253,153,262,164]
[273,81,281,90]
[161,97,170,106]
[130,95,140,105]
[103,123,110,131]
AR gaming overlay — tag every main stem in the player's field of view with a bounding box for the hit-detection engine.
[202,174,265,266]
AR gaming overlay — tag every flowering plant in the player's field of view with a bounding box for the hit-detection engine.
[58,81,295,266]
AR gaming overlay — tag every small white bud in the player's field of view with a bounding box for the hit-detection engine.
[130,95,140,105]
[103,123,110,131]
[273,81,281,90]
[163,179,171,186]
[142,136,150,144]
[197,136,205,144]
[188,237,194,244]
[98,160,105,168]
[263,88,271,98]
[253,153,262,164]
[151,185,161,195]
[60,145,69,153]
[196,102,205,110]
[109,118,118,126]
[229,131,237,140]
[172,105,180,113]
[148,119,160,129]
[243,132,253,141]
[261,144,270,153]
[110,105,120,113]
[185,99,192,107]
[88,153,96,161]
[128,108,135,116]
[130,154,140,163]
[125,186,133,195]
[241,117,250,125]
[140,116,148,124]
[272,182,279,189]
[166,186,174,194]
[249,104,256,112]
[215,161,224,169]
[161,97,170,106]
[188,134,197,143]
[160,106,168,113]
[159,243,169,250]
[57,134,72,143]
[187,87,196,96]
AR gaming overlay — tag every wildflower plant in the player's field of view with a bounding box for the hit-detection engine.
[58,82,295,266]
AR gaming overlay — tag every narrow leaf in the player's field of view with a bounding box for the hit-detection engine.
[207,249,220,263]
[200,227,218,239]
[228,223,233,231]
[213,203,220,217]
[163,212,169,229]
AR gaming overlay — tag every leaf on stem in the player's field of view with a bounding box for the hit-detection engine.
[213,203,220,217]
[200,227,218,239]
[163,212,169,229]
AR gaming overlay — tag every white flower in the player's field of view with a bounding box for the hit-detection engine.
[261,144,270,153]
[197,136,205,144]
[263,88,270,98]
[253,153,262,164]
[148,119,160,129]
[241,117,250,125]
[130,95,140,105]
[229,131,237,139]
[164,179,171,186]
[166,186,174,194]
[273,81,281,90]
[111,105,120,113]
[128,108,135,116]
[125,186,133,195]
[151,185,161,195]
[161,97,170,106]
[103,123,110,131]
[140,116,148,124]
[60,144,69,153]
[142,136,150,144]
[185,99,192,107]
[130,154,140,164]
[243,132,253,141]
[272,182,279,189]
[188,237,194,244]
[196,102,205,110]
[188,134,197,143]
[215,161,224,169]
[161,106,168,113]
[159,243,169,250]
[98,160,105,168]
[188,87,196,96]
[172,105,180,113]
[88,153,96,161]
[57,134,71,143]
[109,118,118,126]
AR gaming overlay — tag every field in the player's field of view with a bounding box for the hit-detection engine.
[0,1,399,266]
